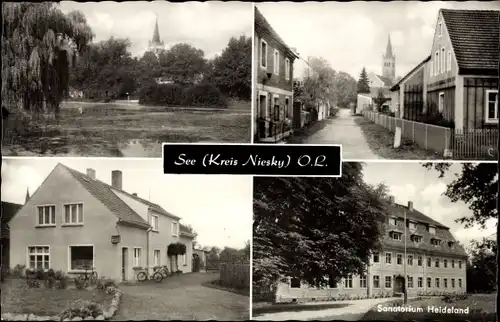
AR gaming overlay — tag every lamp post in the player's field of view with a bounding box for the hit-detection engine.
[404,209,408,304]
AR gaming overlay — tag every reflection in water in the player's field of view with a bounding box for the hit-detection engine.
[118,139,164,158]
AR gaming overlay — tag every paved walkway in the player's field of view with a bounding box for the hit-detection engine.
[298,108,383,160]
[252,297,398,321]
[113,272,249,321]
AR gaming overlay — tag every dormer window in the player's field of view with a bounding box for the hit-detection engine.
[428,226,436,234]
[411,235,422,243]
[409,222,417,230]
[431,238,442,246]
[448,241,455,248]
[390,231,403,241]
[389,218,398,226]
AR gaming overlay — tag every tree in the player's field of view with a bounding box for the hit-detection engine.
[357,67,370,94]
[159,43,206,85]
[334,71,358,108]
[466,235,497,293]
[422,163,498,229]
[2,3,93,114]
[207,246,221,261]
[253,162,390,289]
[373,88,390,111]
[206,35,251,100]
[219,247,246,262]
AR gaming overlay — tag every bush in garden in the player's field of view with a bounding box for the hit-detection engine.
[45,276,56,289]
[11,264,26,278]
[47,268,55,278]
[75,278,86,290]
[182,84,227,107]
[35,267,46,280]
[27,279,41,288]
[60,300,104,320]
[138,83,185,106]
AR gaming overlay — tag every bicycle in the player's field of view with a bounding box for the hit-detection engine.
[153,265,170,278]
[137,267,163,283]
[77,265,98,284]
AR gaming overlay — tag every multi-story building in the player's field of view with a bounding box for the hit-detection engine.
[274,198,467,303]
[253,6,299,143]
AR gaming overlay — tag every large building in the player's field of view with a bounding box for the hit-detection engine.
[274,198,467,303]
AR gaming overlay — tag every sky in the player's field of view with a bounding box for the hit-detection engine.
[58,1,252,59]
[1,158,252,250]
[361,162,498,253]
[257,1,500,80]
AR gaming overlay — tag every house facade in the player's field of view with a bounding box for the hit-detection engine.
[274,198,467,303]
[8,163,194,282]
[254,6,299,143]
[393,9,499,129]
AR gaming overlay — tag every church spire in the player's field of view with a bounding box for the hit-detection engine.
[385,34,394,58]
[25,187,30,203]
[152,16,161,44]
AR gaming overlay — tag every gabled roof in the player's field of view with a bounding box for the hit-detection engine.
[254,6,299,59]
[1,201,23,239]
[440,9,500,75]
[390,55,431,91]
[61,164,150,229]
[375,75,394,87]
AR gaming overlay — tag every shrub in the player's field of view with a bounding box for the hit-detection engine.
[75,278,86,290]
[27,279,41,288]
[56,276,68,290]
[60,300,104,320]
[47,268,55,278]
[138,83,185,106]
[11,264,26,278]
[45,276,56,289]
[182,84,227,107]
[35,267,46,280]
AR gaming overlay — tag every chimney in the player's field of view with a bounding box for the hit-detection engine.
[111,170,122,190]
[132,193,137,197]
[389,196,395,204]
[86,168,96,180]
[408,201,413,212]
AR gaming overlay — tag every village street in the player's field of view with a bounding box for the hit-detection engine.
[289,108,383,160]
[113,272,249,321]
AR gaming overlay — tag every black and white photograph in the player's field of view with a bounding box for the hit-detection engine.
[2,1,252,157]
[253,2,499,161]
[1,158,251,321]
[252,162,497,321]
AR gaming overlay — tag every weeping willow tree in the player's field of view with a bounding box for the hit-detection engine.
[1,2,93,115]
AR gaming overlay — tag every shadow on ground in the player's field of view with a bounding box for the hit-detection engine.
[253,302,350,316]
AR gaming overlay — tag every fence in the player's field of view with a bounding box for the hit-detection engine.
[452,128,499,160]
[362,110,452,156]
[219,262,250,290]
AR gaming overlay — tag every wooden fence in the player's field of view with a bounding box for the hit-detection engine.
[219,262,250,290]
[452,128,499,160]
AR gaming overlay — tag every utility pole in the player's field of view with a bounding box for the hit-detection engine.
[404,209,408,304]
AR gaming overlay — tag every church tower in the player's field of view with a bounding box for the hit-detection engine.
[382,34,396,83]
[148,17,165,55]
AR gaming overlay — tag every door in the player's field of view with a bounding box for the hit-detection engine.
[438,92,445,113]
[394,275,404,294]
[121,248,128,281]
[292,102,302,129]
[258,95,267,138]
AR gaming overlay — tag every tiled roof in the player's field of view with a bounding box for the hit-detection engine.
[441,9,500,75]
[116,189,180,220]
[254,6,299,59]
[61,164,150,229]
[1,201,22,239]
[382,203,467,258]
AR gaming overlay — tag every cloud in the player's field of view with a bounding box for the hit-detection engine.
[389,183,416,204]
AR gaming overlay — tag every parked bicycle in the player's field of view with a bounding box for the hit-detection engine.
[77,265,98,284]
[137,267,164,283]
[153,265,170,278]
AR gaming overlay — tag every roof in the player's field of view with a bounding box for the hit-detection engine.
[254,6,299,59]
[1,201,23,239]
[385,34,394,58]
[382,202,467,258]
[152,18,161,44]
[390,55,431,91]
[375,75,394,87]
[180,224,196,238]
[441,9,500,75]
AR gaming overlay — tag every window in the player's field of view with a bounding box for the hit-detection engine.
[172,222,178,237]
[458,279,462,288]
[427,257,432,267]
[435,52,439,75]
[418,277,423,288]
[385,276,392,288]
[260,40,267,68]
[397,254,403,265]
[447,51,452,71]
[427,277,432,288]
[360,275,367,288]
[408,276,414,288]
[273,49,279,75]
[290,277,300,288]
[435,258,440,268]
[441,48,445,73]
[444,278,448,288]
[429,226,436,234]
[28,246,50,270]
[485,90,498,124]
[411,235,422,243]
[430,60,434,77]
[448,241,455,248]
[373,252,380,263]
[438,92,445,113]
[451,260,455,268]
[417,256,423,266]
[133,247,142,267]
[344,275,353,289]
[389,218,398,226]
[373,275,380,288]
[385,252,392,264]
[69,245,93,270]
[407,255,413,266]
[390,232,402,241]
[435,278,440,288]
[438,21,442,37]
[63,203,83,225]
[37,205,55,226]
[458,261,462,269]
[273,96,280,120]
[154,250,160,266]
[444,259,448,268]
[409,222,416,230]
[431,238,442,246]
[284,97,290,118]
[451,278,455,288]
[285,58,290,80]
[150,214,159,231]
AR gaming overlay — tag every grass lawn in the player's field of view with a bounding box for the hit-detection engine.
[362,294,497,322]
[354,116,441,160]
[0,278,113,316]
[2,100,251,157]
[203,279,250,297]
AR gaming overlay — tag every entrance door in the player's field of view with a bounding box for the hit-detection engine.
[121,248,128,281]
[258,95,267,138]
[394,275,404,294]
